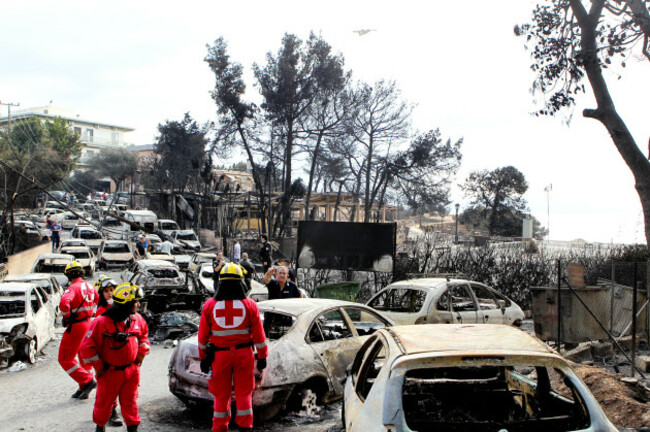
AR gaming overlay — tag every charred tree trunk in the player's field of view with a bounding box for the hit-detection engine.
[572,0,650,246]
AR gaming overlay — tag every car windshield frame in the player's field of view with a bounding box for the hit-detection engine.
[259,309,297,341]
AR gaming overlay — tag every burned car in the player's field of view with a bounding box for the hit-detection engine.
[187,252,217,275]
[366,278,525,326]
[343,324,617,432]
[2,273,64,321]
[122,260,199,314]
[0,283,55,364]
[71,225,105,254]
[168,298,393,420]
[171,230,201,252]
[59,245,96,277]
[30,253,75,278]
[97,240,135,270]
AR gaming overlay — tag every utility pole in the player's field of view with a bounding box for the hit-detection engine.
[0,100,21,131]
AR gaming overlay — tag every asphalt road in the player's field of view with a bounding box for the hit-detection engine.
[0,267,343,432]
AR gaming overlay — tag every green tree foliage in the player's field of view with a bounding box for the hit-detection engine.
[0,116,82,205]
[461,206,547,239]
[461,166,528,235]
[516,0,650,246]
[151,113,210,194]
[88,146,139,191]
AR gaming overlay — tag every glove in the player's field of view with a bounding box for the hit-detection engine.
[200,358,212,374]
[256,358,267,371]
[62,317,69,327]
[135,353,145,366]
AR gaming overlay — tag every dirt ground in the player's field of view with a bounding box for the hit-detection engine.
[572,364,650,430]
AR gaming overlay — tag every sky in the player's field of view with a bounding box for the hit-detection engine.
[1,0,648,245]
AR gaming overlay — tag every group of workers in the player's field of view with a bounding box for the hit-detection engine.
[57,261,149,432]
[57,233,303,432]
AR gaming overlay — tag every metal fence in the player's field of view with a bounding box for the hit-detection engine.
[531,260,649,378]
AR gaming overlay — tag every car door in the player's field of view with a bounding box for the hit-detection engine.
[437,282,479,324]
[345,335,389,432]
[30,288,50,344]
[469,283,505,324]
[366,287,428,325]
[340,306,391,337]
[307,307,360,395]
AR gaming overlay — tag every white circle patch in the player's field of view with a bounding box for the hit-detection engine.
[213,300,246,328]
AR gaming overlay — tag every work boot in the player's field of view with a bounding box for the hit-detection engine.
[95,426,106,432]
[71,387,83,399]
[238,427,252,432]
[108,407,123,427]
[126,425,138,432]
[78,379,97,400]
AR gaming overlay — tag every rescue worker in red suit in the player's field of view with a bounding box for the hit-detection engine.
[92,276,123,427]
[59,261,97,399]
[198,263,268,432]
[81,282,150,432]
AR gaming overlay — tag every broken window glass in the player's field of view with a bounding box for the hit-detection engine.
[148,268,179,279]
[260,311,296,340]
[356,339,387,400]
[448,285,477,312]
[470,284,499,310]
[0,300,26,317]
[342,307,388,336]
[369,288,427,313]
[104,244,130,253]
[309,309,352,342]
[402,365,589,432]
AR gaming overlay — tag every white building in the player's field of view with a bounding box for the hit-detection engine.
[0,104,134,166]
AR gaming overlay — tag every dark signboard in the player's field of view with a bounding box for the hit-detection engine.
[297,221,396,272]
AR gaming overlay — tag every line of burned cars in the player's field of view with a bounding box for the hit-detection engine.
[167,277,617,431]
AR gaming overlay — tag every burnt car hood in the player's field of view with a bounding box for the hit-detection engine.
[178,240,200,249]
[101,252,133,261]
[0,316,30,334]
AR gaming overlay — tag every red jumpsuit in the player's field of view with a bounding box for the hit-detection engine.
[198,298,268,432]
[80,313,149,427]
[58,277,97,388]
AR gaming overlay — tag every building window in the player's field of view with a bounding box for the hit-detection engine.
[74,127,82,136]
[112,131,119,145]
[85,128,94,142]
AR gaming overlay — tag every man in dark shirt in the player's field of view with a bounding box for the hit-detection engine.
[263,266,302,300]
[259,234,272,273]
[277,259,297,284]
[239,252,255,295]
[50,219,61,252]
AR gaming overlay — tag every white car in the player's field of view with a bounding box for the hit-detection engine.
[170,245,191,271]
[366,278,525,326]
[2,273,65,321]
[158,219,180,239]
[96,240,135,270]
[343,324,617,432]
[70,225,105,254]
[13,220,43,237]
[187,252,217,275]
[171,230,201,252]
[121,259,185,290]
[59,245,96,277]
[30,253,75,279]
[0,282,56,364]
[169,299,394,420]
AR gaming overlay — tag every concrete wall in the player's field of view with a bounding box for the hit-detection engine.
[6,243,51,276]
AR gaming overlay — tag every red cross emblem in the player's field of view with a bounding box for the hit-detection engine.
[213,300,246,328]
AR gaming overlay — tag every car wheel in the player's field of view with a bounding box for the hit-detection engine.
[24,338,37,364]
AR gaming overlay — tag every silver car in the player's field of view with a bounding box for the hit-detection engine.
[168,299,393,420]
[366,278,525,326]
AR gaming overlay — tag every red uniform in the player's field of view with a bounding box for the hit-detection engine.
[58,277,97,388]
[80,313,149,427]
[198,297,268,432]
[95,304,109,317]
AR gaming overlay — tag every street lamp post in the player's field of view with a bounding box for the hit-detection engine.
[544,184,552,240]
[455,203,460,243]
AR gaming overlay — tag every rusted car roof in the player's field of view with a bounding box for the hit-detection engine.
[388,324,554,356]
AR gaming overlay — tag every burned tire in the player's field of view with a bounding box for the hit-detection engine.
[24,338,37,364]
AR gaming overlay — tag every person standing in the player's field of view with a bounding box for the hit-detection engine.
[59,261,97,399]
[198,263,268,432]
[92,276,123,427]
[211,251,225,294]
[233,240,241,263]
[135,235,148,259]
[259,234,272,273]
[263,266,302,299]
[81,282,149,432]
[50,219,62,252]
[239,252,255,295]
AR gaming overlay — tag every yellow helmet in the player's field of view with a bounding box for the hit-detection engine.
[95,275,109,291]
[113,282,144,304]
[220,262,245,281]
[64,261,84,277]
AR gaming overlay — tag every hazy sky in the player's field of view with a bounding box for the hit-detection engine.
[1,1,648,244]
